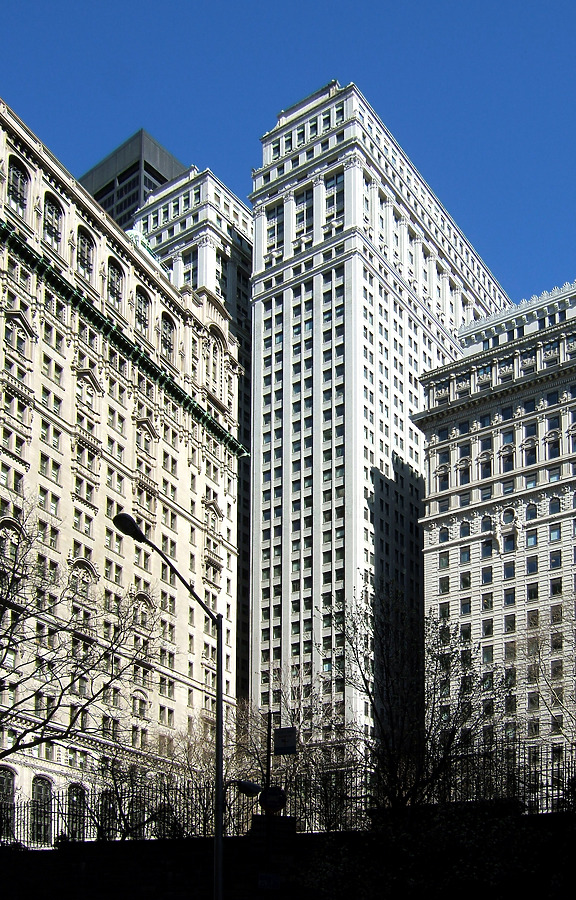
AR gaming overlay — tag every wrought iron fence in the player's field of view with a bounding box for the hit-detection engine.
[2,742,576,848]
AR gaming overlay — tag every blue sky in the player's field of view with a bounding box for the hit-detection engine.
[3,0,576,302]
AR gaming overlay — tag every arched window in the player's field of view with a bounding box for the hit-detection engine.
[135,288,149,334]
[209,337,224,398]
[439,527,449,543]
[160,313,175,361]
[7,157,29,217]
[69,559,97,601]
[0,767,15,841]
[30,776,52,845]
[481,516,492,532]
[526,503,537,521]
[77,228,94,280]
[99,788,117,840]
[107,260,124,309]
[43,194,62,249]
[549,497,561,515]
[128,796,147,838]
[67,783,86,841]
[460,521,470,538]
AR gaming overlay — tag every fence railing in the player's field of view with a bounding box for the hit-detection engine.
[2,742,576,848]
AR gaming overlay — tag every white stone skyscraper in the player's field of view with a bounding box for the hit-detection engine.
[249,81,511,739]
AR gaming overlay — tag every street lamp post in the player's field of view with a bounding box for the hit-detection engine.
[113,513,224,900]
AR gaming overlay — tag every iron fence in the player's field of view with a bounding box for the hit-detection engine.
[2,742,576,848]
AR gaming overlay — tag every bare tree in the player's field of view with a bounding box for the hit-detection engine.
[341,583,508,810]
[517,595,576,744]
[0,506,158,762]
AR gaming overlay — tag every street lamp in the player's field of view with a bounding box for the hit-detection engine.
[113,513,224,900]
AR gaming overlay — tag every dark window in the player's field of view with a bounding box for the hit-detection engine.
[43,195,62,247]
[0,767,15,840]
[67,783,86,841]
[107,261,123,308]
[31,777,52,845]
[8,158,29,215]
[161,314,175,361]
[503,534,515,553]
[135,288,150,333]
[77,229,94,279]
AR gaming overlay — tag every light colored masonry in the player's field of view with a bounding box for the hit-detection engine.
[133,167,253,699]
[249,81,511,739]
[416,284,576,746]
[0,98,245,799]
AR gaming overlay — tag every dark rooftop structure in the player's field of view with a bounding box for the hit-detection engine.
[79,130,187,229]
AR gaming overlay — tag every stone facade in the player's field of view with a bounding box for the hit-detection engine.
[416,286,576,746]
[249,81,511,737]
[0,98,244,799]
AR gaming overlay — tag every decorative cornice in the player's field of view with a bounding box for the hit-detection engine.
[0,219,248,458]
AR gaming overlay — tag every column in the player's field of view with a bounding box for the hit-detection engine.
[198,235,217,292]
[313,174,325,245]
[343,153,364,229]
[283,189,295,260]
[253,204,266,274]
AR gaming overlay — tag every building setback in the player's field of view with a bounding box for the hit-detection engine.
[415,286,576,747]
[0,97,244,798]
[249,81,511,739]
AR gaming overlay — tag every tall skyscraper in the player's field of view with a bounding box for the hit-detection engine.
[249,81,511,739]
[0,98,244,801]
[79,130,187,229]
[416,285,576,749]
[133,169,253,697]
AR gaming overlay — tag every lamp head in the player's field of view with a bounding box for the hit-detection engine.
[235,780,262,798]
[113,513,146,543]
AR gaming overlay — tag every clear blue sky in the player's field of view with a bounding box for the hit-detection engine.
[3,0,576,302]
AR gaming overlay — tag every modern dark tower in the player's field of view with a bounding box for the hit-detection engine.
[80,130,187,229]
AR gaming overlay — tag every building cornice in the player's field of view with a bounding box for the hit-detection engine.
[0,219,248,458]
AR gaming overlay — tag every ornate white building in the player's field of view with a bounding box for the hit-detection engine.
[416,285,576,746]
[249,81,511,738]
[133,168,253,698]
[0,97,245,806]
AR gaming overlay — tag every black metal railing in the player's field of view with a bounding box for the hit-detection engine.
[2,742,576,847]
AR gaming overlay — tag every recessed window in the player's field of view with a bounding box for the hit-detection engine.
[503,534,515,553]
[481,592,493,610]
[550,550,562,569]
